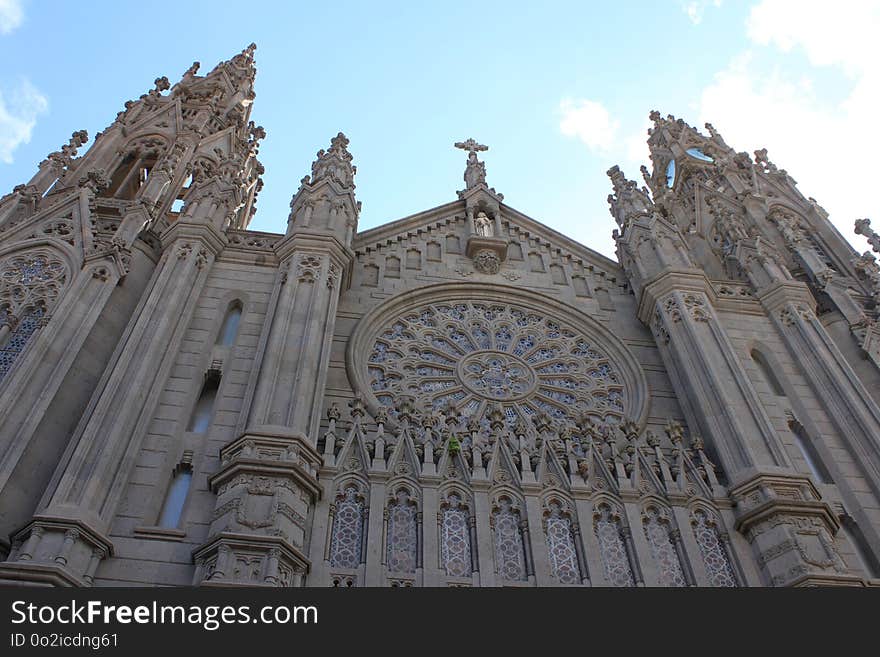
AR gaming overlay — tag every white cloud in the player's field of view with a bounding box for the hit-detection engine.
[695,0,880,252]
[746,0,880,75]
[0,0,24,35]
[559,98,619,152]
[682,0,723,25]
[0,78,48,164]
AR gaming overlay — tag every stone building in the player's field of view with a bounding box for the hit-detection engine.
[0,45,879,588]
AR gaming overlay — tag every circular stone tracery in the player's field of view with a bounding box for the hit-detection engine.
[364,299,627,426]
[458,351,537,401]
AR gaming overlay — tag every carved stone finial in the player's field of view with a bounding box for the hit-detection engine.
[306,132,356,190]
[665,419,684,444]
[454,138,489,191]
[77,168,110,194]
[486,403,505,431]
[855,218,880,254]
[606,164,654,229]
[45,130,89,169]
[348,395,366,419]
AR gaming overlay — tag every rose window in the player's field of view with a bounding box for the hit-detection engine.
[365,300,626,425]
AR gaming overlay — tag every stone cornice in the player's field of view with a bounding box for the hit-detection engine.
[274,231,354,269]
[755,279,816,314]
[160,219,228,256]
[635,268,713,324]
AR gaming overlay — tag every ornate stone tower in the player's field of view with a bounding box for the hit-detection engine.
[609,112,880,586]
[0,44,265,585]
[193,132,360,586]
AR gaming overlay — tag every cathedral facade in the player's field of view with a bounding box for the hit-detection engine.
[0,45,879,587]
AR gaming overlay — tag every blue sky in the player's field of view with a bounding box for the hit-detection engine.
[0,0,876,258]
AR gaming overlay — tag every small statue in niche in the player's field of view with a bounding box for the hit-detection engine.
[474,211,493,237]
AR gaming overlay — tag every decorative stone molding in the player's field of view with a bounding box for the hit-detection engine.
[729,473,861,587]
[0,518,113,587]
[195,432,322,587]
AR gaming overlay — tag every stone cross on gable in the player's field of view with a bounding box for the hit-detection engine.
[454,138,488,155]
[455,138,489,191]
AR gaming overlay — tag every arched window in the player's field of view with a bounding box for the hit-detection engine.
[492,497,527,582]
[0,250,69,384]
[643,507,687,587]
[100,150,158,200]
[594,503,635,587]
[187,371,220,433]
[216,301,242,347]
[439,493,472,578]
[386,489,418,574]
[0,305,44,383]
[545,500,581,584]
[329,486,366,569]
[157,462,193,529]
[691,509,737,587]
[751,349,785,396]
[789,418,832,484]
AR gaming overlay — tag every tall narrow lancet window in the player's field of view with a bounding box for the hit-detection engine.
[187,371,220,433]
[0,251,68,384]
[642,507,687,587]
[789,419,832,484]
[439,493,472,578]
[216,301,242,347]
[751,349,785,396]
[492,498,527,582]
[594,503,635,587]
[0,305,44,383]
[386,490,418,574]
[544,501,581,585]
[157,461,193,529]
[100,150,158,201]
[691,509,737,587]
[329,486,366,569]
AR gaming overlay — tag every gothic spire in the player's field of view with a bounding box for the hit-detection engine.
[287,132,360,242]
[306,132,357,191]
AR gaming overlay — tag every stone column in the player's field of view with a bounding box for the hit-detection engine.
[0,221,220,586]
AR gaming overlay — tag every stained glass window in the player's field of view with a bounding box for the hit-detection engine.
[329,487,365,569]
[692,510,736,587]
[386,491,418,574]
[0,306,44,382]
[440,494,471,578]
[643,509,686,587]
[493,499,527,582]
[595,505,635,587]
[545,503,580,584]
[0,251,68,384]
